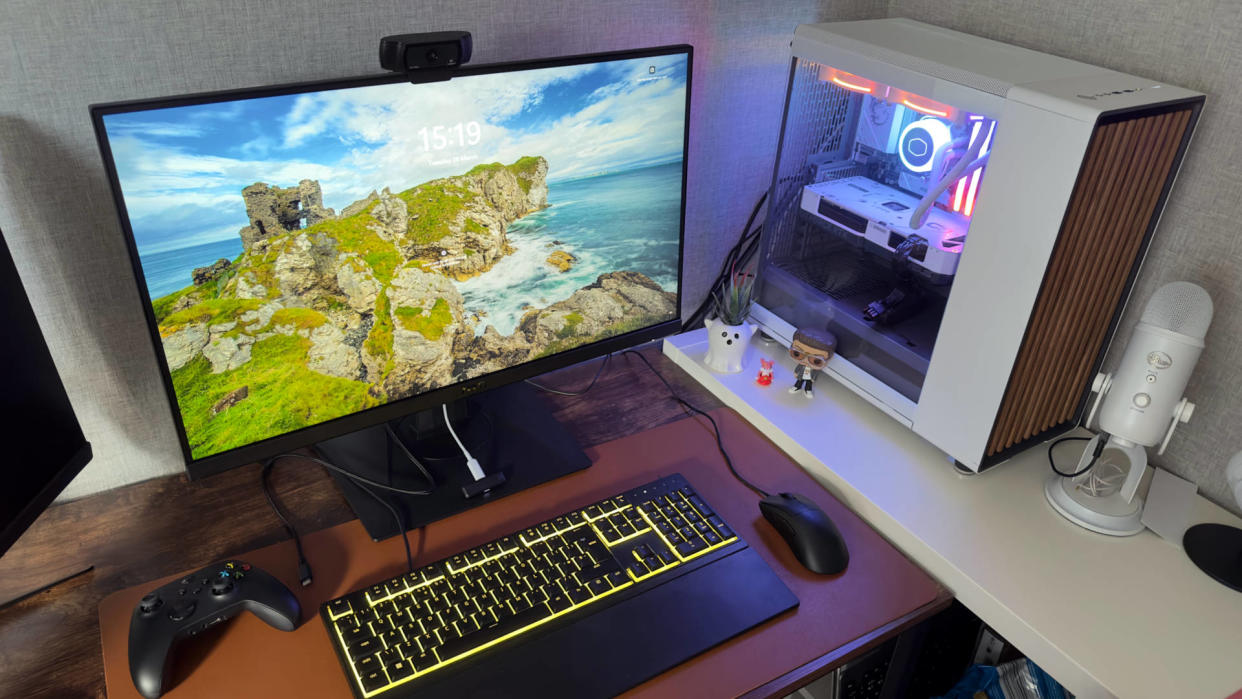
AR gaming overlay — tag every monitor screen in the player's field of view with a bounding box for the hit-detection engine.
[93,48,689,469]
[1,228,92,558]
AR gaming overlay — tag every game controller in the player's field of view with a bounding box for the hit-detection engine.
[127,560,301,698]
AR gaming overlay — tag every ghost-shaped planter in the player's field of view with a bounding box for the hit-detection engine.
[703,317,755,373]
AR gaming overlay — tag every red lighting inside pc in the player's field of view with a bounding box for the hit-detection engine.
[901,98,951,118]
[824,68,875,94]
[963,122,996,216]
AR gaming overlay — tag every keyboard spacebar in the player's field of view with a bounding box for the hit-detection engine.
[435,605,551,663]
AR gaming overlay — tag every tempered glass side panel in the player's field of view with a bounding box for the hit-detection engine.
[758,58,998,402]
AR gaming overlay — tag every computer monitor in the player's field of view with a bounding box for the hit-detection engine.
[90,46,691,524]
[0,227,93,560]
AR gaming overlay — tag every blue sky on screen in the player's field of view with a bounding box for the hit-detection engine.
[103,55,688,254]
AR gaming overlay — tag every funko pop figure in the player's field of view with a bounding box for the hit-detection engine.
[756,358,774,386]
[788,327,837,399]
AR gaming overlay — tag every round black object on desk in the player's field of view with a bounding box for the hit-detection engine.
[1184,523,1242,592]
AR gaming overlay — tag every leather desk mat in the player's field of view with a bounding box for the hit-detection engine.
[100,408,943,698]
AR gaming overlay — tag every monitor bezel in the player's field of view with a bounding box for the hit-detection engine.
[90,44,692,479]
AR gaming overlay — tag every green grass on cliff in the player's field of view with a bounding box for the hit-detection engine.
[510,156,542,194]
[264,307,327,332]
[307,214,400,284]
[161,298,264,334]
[171,334,377,459]
[364,288,394,372]
[556,311,583,340]
[152,285,201,323]
[465,162,505,176]
[394,298,452,341]
[242,245,285,298]
[467,157,541,195]
[396,183,477,246]
[151,272,233,324]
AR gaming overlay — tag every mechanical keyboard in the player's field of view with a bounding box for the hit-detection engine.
[321,473,758,698]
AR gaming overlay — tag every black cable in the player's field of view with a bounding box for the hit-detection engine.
[1047,435,1106,478]
[384,423,437,492]
[274,452,435,496]
[620,350,769,499]
[684,192,767,331]
[685,230,762,331]
[687,221,762,328]
[349,477,415,575]
[525,353,612,396]
[262,432,435,585]
[260,457,313,587]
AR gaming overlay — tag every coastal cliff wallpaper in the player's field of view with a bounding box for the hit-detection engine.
[100,54,688,459]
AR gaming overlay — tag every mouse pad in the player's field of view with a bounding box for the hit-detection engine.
[98,408,944,698]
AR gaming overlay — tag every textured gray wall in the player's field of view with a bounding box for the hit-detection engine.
[0,0,885,499]
[887,0,1242,514]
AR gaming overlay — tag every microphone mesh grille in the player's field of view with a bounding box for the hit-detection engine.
[1141,281,1213,338]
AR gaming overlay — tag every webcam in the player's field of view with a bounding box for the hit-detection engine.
[380,31,472,81]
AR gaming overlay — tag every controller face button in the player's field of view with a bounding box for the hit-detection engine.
[128,560,300,698]
[168,600,196,622]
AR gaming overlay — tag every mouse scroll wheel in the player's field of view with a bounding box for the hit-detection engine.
[780,493,795,499]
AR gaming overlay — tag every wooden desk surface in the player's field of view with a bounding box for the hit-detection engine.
[0,347,946,698]
[97,407,943,698]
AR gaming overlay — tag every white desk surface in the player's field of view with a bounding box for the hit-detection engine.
[665,329,1242,699]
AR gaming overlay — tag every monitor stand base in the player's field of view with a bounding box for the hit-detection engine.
[315,381,590,541]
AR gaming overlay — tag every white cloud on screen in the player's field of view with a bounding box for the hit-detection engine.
[112,57,686,251]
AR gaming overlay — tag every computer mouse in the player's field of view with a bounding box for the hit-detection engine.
[759,491,849,575]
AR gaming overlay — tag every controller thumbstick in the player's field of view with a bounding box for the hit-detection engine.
[211,575,235,596]
[139,593,163,614]
[168,600,196,622]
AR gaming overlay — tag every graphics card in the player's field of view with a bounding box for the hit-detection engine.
[800,176,969,278]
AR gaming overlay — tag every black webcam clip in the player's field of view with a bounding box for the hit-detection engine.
[380,31,472,84]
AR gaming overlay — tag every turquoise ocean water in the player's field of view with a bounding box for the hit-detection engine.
[140,237,244,299]
[458,161,682,335]
[138,160,683,327]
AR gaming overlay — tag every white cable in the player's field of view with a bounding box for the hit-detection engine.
[929,136,969,181]
[909,128,988,229]
[442,404,485,481]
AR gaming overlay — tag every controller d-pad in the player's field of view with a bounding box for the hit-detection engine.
[168,600,196,622]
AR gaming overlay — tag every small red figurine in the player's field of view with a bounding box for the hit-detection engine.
[756,358,774,386]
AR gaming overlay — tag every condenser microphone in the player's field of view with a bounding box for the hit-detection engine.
[1049,282,1214,536]
[1097,281,1214,448]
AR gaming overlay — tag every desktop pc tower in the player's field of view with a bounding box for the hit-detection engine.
[751,19,1204,471]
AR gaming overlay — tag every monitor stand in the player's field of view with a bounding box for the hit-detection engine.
[315,381,590,541]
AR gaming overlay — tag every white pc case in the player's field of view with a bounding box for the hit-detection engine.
[751,19,1203,471]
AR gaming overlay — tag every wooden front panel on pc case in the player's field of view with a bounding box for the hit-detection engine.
[984,104,1199,464]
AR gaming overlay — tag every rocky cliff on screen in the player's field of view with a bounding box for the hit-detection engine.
[150,156,675,457]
